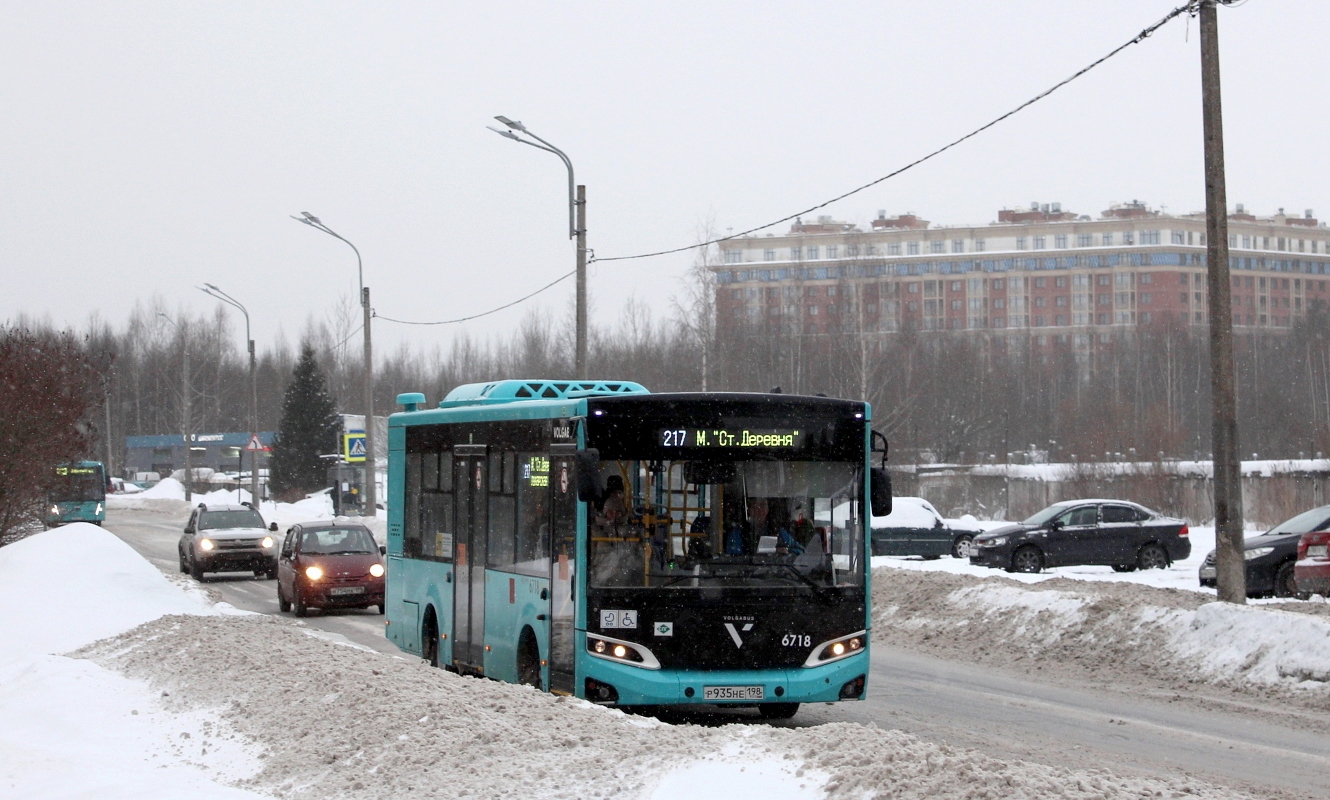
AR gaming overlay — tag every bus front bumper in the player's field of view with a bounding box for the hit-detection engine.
[580,650,868,706]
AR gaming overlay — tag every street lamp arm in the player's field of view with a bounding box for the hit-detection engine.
[291,215,365,295]
[488,125,577,240]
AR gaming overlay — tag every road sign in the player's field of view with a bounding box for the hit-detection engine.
[244,433,267,452]
[344,433,367,462]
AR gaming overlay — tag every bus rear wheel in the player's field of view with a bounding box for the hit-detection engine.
[758,703,799,720]
[517,629,542,690]
[422,614,439,668]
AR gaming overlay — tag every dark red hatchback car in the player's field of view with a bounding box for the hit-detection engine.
[277,523,386,617]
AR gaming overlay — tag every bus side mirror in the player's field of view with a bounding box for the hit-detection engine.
[576,449,601,503]
[870,468,892,517]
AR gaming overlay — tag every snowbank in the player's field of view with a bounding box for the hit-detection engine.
[1171,601,1330,686]
[77,613,1254,800]
[0,525,1260,799]
[0,524,264,799]
[872,566,1330,706]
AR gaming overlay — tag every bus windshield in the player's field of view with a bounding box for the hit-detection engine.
[50,465,105,503]
[587,459,863,591]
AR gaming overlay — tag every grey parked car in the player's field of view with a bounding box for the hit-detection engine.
[969,500,1190,574]
[178,502,279,581]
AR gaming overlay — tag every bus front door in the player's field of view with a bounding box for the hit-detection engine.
[548,454,577,694]
[452,447,488,671]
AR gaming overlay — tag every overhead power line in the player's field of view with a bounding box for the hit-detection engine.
[373,0,1202,326]
[374,270,576,326]
[593,0,1201,264]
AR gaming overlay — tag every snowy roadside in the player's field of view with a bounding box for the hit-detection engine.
[871,566,1330,714]
[106,477,386,541]
[3,525,1261,799]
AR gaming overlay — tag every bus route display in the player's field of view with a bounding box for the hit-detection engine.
[658,428,803,449]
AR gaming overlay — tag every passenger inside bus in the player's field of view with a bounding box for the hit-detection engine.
[587,459,863,590]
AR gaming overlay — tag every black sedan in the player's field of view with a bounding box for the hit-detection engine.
[970,500,1190,574]
[1198,505,1330,598]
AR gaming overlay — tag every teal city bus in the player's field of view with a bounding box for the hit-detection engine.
[47,461,107,526]
[384,380,889,719]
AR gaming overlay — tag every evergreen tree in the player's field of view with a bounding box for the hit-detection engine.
[268,343,340,496]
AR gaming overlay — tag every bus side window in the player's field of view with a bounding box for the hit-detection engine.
[514,453,551,577]
[488,450,517,571]
[404,452,422,557]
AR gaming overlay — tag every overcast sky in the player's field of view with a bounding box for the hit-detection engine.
[2,1,1325,355]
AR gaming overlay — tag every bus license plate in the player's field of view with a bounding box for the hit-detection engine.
[329,586,365,596]
[703,685,763,701]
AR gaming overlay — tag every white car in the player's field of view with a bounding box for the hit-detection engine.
[178,503,279,581]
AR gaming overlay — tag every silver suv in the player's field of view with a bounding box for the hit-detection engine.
[178,503,279,581]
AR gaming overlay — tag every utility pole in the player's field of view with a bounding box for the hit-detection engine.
[182,328,192,503]
[362,284,375,512]
[200,284,260,506]
[489,117,587,378]
[292,213,375,515]
[575,184,587,379]
[1200,0,1245,603]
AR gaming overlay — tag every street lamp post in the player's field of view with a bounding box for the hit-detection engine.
[292,213,376,515]
[200,284,260,507]
[158,313,192,503]
[488,116,588,379]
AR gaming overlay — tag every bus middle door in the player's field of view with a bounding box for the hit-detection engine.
[547,452,578,694]
[452,444,488,672]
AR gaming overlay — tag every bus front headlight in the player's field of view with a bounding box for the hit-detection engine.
[586,635,661,669]
[803,632,866,668]
[95,503,103,515]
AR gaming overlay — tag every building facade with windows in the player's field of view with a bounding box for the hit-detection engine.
[714,202,1330,345]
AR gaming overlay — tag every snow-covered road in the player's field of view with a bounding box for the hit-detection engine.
[92,508,1330,798]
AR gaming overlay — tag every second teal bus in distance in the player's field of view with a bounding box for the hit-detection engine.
[383,380,890,719]
[47,461,107,527]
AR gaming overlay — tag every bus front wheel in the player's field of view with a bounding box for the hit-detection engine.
[758,703,799,720]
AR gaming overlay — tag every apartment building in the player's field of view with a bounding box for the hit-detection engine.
[713,202,1330,345]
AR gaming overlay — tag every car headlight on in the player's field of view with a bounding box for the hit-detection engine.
[1243,547,1274,561]
[261,536,274,549]
[369,563,385,578]
[305,565,323,581]
[199,538,215,551]
[803,632,867,667]
[95,503,103,515]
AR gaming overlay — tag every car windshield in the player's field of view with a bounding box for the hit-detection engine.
[1023,503,1073,526]
[198,510,266,530]
[587,459,863,591]
[301,528,377,555]
[1264,507,1330,536]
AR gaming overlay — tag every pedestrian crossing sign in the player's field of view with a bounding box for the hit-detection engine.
[344,433,367,462]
